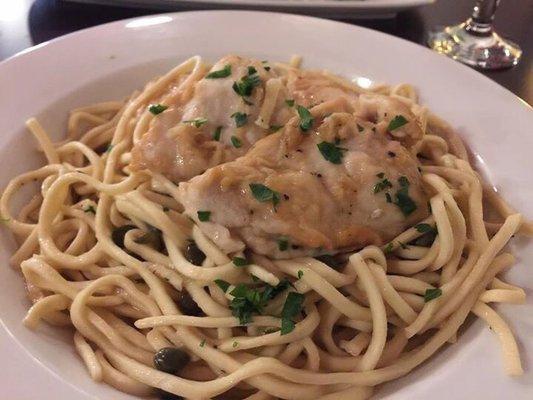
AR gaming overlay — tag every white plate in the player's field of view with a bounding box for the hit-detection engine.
[66,0,435,19]
[0,10,532,400]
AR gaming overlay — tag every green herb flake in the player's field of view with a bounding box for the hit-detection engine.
[232,341,239,348]
[183,117,208,128]
[278,238,289,251]
[227,279,292,325]
[197,211,211,222]
[249,183,281,208]
[148,104,168,115]
[232,71,261,98]
[83,205,96,214]
[285,99,295,107]
[399,241,409,249]
[105,144,114,153]
[205,64,232,79]
[232,256,249,267]
[373,173,393,193]
[317,141,347,164]
[269,125,284,133]
[297,270,304,279]
[415,223,433,233]
[213,126,222,141]
[297,105,314,132]
[280,292,305,335]
[199,339,206,347]
[214,279,230,293]
[388,115,408,131]
[394,176,417,216]
[231,112,248,128]
[230,136,242,148]
[424,288,442,303]
[383,243,394,254]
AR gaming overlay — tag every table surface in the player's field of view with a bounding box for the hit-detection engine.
[1,0,532,104]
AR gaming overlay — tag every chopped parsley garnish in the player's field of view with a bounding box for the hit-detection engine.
[227,280,291,325]
[232,341,238,348]
[205,64,232,79]
[411,225,438,247]
[214,279,230,293]
[278,237,289,251]
[297,105,313,132]
[232,257,249,267]
[213,126,222,141]
[197,211,211,222]
[183,117,207,128]
[231,112,248,128]
[297,270,304,279]
[232,68,261,98]
[317,141,347,164]
[280,292,305,335]
[415,223,433,233]
[387,115,408,131]
[148,104,168,115]
[199,339,206,347]
[285,99,295,107]
[105,144,114,153]
[383,243,394,254]
[357,124,364,133]
[269,125,284,133]
[394,176,417,216]
[231,136,242,148]
[373,173,393,193]
[398,176,410,187]
[399,241,409,249]
[249,183,280,208]
[83,205,96,214]
[424,288,442,302]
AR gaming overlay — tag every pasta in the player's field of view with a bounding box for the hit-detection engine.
[0,55,528,400]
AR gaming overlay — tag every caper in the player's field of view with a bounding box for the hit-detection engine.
[111,225,136,248]
[177,291,203,316]
[184,240,206,266]
[315,254,345,270]
[135,226,164,252]
[157,389,183,400]
[153,347,190,374]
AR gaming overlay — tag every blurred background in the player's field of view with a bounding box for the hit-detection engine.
[0,0,531,103]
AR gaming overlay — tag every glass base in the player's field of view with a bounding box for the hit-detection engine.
[427,22,522,70]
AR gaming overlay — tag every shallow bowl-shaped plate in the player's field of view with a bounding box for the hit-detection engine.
[0,10,531,400]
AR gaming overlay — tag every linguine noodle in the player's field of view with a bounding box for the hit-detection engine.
[0,56,527,399]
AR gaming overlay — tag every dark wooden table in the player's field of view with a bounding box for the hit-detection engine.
[1,0,532,104]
